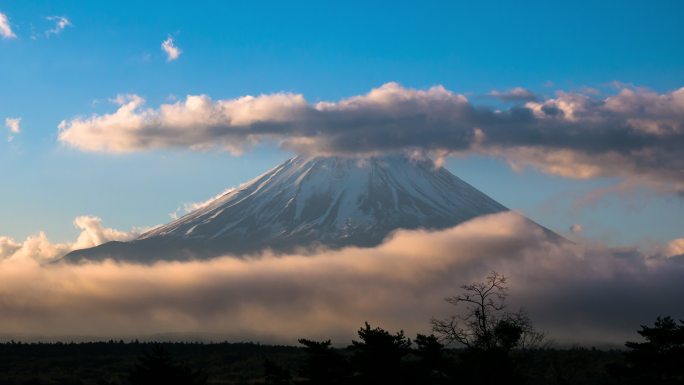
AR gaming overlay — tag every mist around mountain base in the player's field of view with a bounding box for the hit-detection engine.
[0,211,682,347]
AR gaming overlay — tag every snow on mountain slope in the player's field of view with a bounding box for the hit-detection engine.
[65,155,510,262]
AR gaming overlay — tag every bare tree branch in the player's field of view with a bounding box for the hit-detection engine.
[431,271,545,351]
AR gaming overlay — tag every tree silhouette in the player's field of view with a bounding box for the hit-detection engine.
[620,316,684,384]
[297,339,350,385]
[263,358,292,385]
[127,345,208,385]
[348,322,413,385]
[431,271,544,351]
[412,334,451,384]
[430,272,543,384]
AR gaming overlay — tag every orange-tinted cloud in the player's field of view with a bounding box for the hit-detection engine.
[0,212,682,346]
[0,216,138,263]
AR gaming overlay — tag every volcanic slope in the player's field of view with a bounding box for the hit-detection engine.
[65,155,515,262]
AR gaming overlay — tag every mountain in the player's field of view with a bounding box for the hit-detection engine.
[64,155,512,262]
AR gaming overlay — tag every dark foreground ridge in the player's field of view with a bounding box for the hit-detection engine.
[1,316,681,385]
[0,340,621,385]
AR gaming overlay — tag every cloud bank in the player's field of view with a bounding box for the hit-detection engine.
[58,83,684,194]
[0,212,682,345]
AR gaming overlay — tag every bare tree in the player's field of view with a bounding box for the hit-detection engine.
[431,272,544,351]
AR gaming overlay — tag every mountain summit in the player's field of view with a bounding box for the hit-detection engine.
[65,155,510,262]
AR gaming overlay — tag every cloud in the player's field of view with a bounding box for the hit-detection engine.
[5,117,20,134]
[161,36,181,61]
[58,92,307,154]
[0,12,15,39]
[665,238,684,258]
[4,117,20,141]
[489,87,537,102]
[58,83,684,194]
[0,216,139,263]
[45,16,71,37]
[0,212,682,345]
[170,187,237,219]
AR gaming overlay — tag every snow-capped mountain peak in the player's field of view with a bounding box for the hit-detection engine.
[65,155,509,262]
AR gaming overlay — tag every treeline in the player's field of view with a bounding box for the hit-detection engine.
[271,315,684,385]
[0,318,681,385]
[0,341,302,385]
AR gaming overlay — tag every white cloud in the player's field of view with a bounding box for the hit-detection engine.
[5,117,20,133]
[58,92,307,154]
[170,187,237,219]
[45,16,71,37]
[161,36,181,61]
[4,117,20,141]
[0,212,682,345]
[0,12,16,39]
[0,216,139,263]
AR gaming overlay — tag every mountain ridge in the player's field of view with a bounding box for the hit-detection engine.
[64,155,516,262]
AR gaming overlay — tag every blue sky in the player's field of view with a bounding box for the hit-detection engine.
[1,0,683,245]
